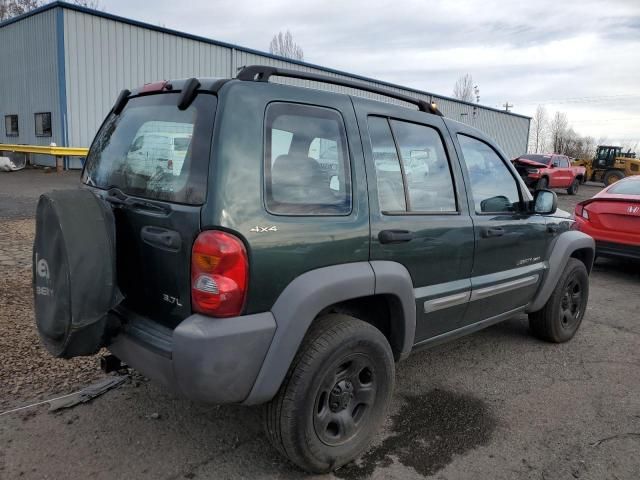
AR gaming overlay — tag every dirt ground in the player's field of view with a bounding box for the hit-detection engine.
[1,169,639,480]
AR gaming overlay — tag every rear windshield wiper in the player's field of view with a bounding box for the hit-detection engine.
[105,188,170,215]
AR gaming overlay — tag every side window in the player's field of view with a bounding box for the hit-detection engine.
[457,134,520,213]
[560,157,570,168]
[264,103,351,215]
[368,117,406,211]
[391,120,457,212]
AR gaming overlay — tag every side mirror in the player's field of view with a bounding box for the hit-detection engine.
[532,189,557,215]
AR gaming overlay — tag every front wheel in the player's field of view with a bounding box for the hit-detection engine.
[536,177,549,190]
[263,314,395,473]
[529,258,589,343]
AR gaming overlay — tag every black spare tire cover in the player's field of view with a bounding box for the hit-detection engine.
[33,189,121,358]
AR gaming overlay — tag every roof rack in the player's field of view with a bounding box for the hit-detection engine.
[236,65,444,117]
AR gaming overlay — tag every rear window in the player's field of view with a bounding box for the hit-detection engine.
[82,93,216,204]
[608,180,640,195]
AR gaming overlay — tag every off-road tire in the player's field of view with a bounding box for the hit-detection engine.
[603,170,624,186]
[536,177,549,190]
[529,258,589,343]
[263,314,395,473]
[567,179,579,195]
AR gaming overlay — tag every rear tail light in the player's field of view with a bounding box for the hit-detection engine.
[575,203,589,220]
[191,231,248,317]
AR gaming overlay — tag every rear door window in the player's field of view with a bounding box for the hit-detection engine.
[264,103,352,215]
[82,93,216,204]
[368,116,457,213]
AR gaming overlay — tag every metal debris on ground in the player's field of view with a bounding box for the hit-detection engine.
[47,376,128,412]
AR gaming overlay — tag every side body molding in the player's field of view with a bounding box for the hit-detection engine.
[369,261,416,360]
[526,230,595,313]
[244,262,376,405]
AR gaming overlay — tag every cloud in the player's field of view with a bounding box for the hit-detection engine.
[104,0,640,144]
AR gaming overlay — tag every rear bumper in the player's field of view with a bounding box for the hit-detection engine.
[574,217,640,260]
[108,308,276,404]
[596,240,640,260]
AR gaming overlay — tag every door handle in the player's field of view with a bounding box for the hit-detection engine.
[547,224,559,234]
[482,226,505,238]
[379,229,414,244]
[140,226,182,251]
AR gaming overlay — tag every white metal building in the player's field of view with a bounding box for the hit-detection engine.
[0,1,530,168]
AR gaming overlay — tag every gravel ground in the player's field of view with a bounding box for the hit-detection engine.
[0,170,105,411]
[1,171,639,479]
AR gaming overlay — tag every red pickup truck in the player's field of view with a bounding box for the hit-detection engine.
[513,154,586,195]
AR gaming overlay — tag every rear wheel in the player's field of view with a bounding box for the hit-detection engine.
[567,179,579,195]
[263,314,395,473]
[529,258,589,343]
[536,177,549,190]
[603,170,624,186]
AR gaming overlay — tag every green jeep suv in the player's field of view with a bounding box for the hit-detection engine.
[33,66,594,473]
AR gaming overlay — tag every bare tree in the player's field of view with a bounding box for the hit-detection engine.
[1,0,104,21]
[70,0,104,10]
[0,0,40,21]
[549,111,568,153]
[453,74,475,103]
[269,30,304,60]
[529,105,548,153]
[621,141,639,155]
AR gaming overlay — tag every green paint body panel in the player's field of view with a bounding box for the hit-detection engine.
[202,81,370,314]
[200,81,569,340]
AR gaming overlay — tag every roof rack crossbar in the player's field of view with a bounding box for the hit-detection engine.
[236,65,443,116]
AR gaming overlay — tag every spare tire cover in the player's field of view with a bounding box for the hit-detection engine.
[33,189,121,358]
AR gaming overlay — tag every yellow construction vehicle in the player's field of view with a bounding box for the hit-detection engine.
[572,145,640,186]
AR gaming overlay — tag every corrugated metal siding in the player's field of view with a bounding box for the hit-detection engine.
[62,8,529,159]
[0,8,61,166]
[63,9,232,147]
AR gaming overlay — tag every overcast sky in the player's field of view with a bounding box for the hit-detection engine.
[104,0,640,147]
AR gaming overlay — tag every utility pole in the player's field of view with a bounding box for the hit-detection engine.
[503,102,513,112]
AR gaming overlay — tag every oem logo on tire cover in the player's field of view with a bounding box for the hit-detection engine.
[35,254,54,297]
[36,254,50,280]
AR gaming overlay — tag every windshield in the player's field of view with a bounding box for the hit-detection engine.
[82,93,216,204]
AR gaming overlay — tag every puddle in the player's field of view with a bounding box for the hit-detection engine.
[336,389,496,479]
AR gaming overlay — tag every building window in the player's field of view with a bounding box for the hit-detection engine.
[5,115,19,137]
[35,112,52,137]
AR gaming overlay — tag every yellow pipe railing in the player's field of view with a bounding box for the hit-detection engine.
[0,143,89,171]
[0,143,88,157]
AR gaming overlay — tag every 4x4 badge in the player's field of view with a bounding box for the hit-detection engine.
[250,225,278,233]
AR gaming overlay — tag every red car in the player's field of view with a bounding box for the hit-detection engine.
[513,154,586,195]
[574,176,640,260]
